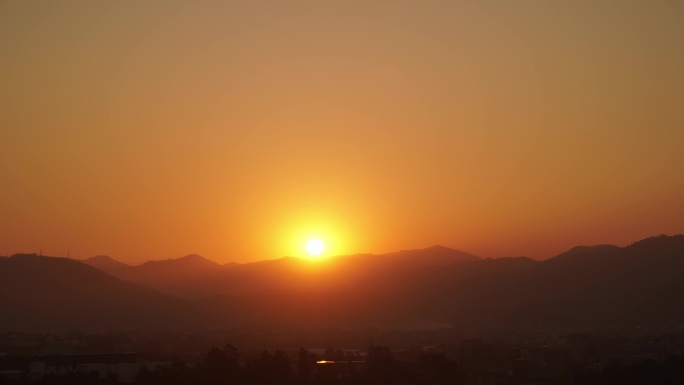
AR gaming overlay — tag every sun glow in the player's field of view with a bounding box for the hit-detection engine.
[305,238,325,257]
[278,218,354,260]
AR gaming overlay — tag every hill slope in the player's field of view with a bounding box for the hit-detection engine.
[0,254,209,331]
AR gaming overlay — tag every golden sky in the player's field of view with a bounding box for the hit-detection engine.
[1,1,683,263]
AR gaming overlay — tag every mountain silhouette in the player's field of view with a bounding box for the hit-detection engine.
[197,235,684,328]
[4,235,684,331]
[83,253,225,297]
[82,255,132,274]
[0,254,205,331]
[406,234,684,328]
[549,244,621,261]
[83,246,480,298]
[380,245,479,264]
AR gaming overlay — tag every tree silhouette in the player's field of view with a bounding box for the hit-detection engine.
[247,349,293,385]
[297,348,317,382]
[365,345,410,385]
[415,352,467,385]
[196,344,243,385]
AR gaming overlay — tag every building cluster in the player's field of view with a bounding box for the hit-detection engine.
[0,353,141,383]
[1,327,683,384]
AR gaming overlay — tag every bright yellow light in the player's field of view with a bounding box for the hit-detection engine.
[305,238,325,257]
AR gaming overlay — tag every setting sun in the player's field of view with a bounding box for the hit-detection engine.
[305,238,325,257]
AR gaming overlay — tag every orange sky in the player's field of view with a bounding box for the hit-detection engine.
[1,1,683,264]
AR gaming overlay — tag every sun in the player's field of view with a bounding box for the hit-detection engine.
[305,238,325,257]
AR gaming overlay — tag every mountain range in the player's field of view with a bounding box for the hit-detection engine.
[81,245,479,298]
[1,235,683,331]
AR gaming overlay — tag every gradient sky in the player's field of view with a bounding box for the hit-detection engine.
[1,1,683,264]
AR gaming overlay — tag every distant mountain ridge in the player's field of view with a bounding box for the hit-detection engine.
[82,246,481,298]
[0,254,205,331]
[549,244,621,261]
[83,255,131,273]
[3,234,684,331]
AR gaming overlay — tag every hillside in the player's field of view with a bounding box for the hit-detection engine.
[0,254,207,331]
[4,235,684,331]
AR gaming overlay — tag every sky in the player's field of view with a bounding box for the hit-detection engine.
[1,1,683,264]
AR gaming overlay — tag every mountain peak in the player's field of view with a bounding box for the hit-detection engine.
[83,255,131,272]
[86,255,120,263]
[387,245,480,266]
[179,253,207,261]
[548,234,684,262]
[551,244,620,261]
[139,254,219,268]
[425,245,452,251]
[177,254,218,265]
[625,234,684,255]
